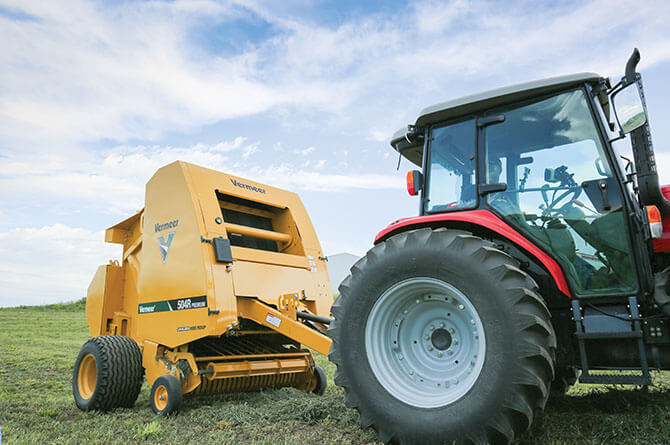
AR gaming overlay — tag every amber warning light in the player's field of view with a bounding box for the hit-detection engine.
[646,205,663,239]
[406,170,423,196]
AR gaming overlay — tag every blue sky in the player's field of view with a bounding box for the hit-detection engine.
[0,0,669,306]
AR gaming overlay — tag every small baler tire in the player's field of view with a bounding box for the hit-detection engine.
[73,335,143,411]
[150,374,183,415]
[312,365,327,396]
[328,227,556,445]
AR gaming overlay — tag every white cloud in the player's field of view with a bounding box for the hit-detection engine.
[295,146,315,156]
[2,0,669,147]
[0,224,120,307]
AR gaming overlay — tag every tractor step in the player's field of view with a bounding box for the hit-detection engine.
[575,331,642,340]
[571,296,652,386]
[578,373,650,385]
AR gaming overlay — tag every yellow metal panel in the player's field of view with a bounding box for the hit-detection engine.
[135,162,215,348]
[232,260,331,317]
[237,297,332,356]
[205,357,311,379]
[86,262,125,337]
[230,247,310,269]
[85,266,106,336]
[224,222,291,243]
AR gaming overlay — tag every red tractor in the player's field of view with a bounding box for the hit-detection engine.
[328,49,670,444]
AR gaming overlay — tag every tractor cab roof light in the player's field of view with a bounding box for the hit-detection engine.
[646,205,663,239]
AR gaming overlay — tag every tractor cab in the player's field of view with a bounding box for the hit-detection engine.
[393,57,659,301]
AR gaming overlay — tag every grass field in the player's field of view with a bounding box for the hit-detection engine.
[1,303,669,444]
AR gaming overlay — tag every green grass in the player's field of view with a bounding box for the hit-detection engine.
[1,304,669,444]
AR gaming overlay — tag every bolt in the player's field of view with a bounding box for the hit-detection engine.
[430,325,435,331]
[470,319,475,325]
[453,378,459,384]
[438,351,443,357]
[428,346,434,351]
[409,370,414,375]
[447,349,453,355]
[232,320,238,327]
[467,367,472,374]
[398,354,404,360]
[424,334,430,340]
[459,304,465,310]
[404,310,408,314]
[416,299,420,304]
[453,339,459,345]
[440,322,445,328]
[449,328,455,334]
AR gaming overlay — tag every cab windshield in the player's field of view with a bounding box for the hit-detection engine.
[426,89,637,296]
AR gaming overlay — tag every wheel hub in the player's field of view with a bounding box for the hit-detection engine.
[365,277,486,408]
[431,328,452,350]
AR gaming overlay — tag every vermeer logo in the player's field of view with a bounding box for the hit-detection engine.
[156,231,175,263]
[230,179,266,194]
[155,219,179,232]
[139,305,156,313]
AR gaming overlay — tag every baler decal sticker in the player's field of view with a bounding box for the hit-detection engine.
[156,231,175,263]
[265,313,282,328]
[138,295,207,314]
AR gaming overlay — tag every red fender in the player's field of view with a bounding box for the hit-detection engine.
[653,185,670,253]
[374,209,572,298]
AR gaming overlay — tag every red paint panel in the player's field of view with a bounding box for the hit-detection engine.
[374,209,572,298]
[653,185,670,252]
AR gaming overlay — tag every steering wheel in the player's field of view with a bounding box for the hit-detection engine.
[541,184,582,215]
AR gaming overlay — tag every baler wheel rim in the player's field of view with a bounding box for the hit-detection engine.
[153,385,169,411]
[77,353,97,400]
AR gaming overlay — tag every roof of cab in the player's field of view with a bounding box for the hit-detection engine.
[391,72,604,165]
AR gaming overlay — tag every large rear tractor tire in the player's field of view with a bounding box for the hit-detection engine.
[328,228,556,444]
[73,336,143,411]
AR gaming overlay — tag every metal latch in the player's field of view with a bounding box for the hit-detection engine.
[201,236,233,263]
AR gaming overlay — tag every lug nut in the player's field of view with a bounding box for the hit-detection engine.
[440,322,445,328]
[458,304,465,310]
[449,328,455,334]
[438,351,443,357]
[453,339,459,345]
[428,346,434,351]
[429,325,435,331]
[424,334,430,340]
[447,349,453,355]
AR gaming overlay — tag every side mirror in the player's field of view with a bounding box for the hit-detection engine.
[406,170,423,196]
[611,82,647,134]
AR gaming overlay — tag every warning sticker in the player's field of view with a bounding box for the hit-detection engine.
[265,313,282,328]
